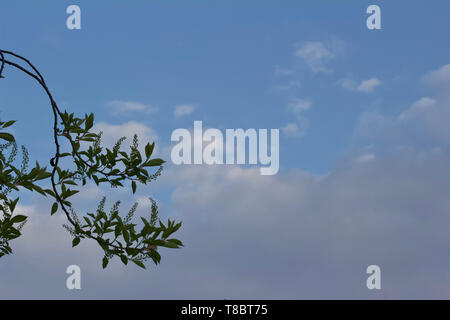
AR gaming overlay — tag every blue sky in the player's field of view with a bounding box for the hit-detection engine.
[1,1,450,299]
[4,0,450,174]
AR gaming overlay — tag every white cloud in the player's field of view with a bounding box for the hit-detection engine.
[92,121,158,155]
[338,77,381,93]
[294,40,344,73]
[287,98,311,117]
[295,41,334,72]
[283,98,311,138]
[281,123,299,137]
[355,93,450,148]
[4,149,450,299]
[107,100,157,115]
[356,153,375,163]
[281,120,309,138]
[398,97,436,121]
[357,78,381,92]
[162,154,450,298]
[174,104,195,118]
[423,64,450,85]
[274,65,294,77]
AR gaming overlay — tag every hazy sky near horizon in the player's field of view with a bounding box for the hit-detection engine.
[1,0,450,299]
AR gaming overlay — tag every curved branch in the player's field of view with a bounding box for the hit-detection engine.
[0,50,73,225]
[0,49,161,254]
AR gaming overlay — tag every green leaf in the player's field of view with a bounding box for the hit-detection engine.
[131,181,136,194]
[83,216,92,226]
[72,237,80,247]
[120,255,128,265]
[145,142,155,159]
[102,256,109,269]
[51,202,58,215]
[10,215,27,224]
[2,120,16,128]
[114,225,121,238]
[7,198,19,213]
[123,229,130,244]
[166,238,184,247]
[143,158,165,167]
[161,241,180,248]
[0,132,15,142]
[132,259,146,269]
[85,113,94,130]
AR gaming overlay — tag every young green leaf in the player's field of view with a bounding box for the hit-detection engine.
[10,215,27,224]
[0,132,15,142]
[51,202,58,215]
[132,259,146,269]
[102,256,109,269]
[72,237,80,247]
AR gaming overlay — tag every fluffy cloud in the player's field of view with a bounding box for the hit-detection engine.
[422,64,450,86]
[3,147,450,299]
[355,82,450,148]
[287,98,311,117]
[92,121,158,152]
[107,100,157,115]
[294,40,344,73]
[357,78,381,93]
[356,153,375,163]
[162,153,450,299]
[283,98,311,138]
[281,123,299,137]
[281,121,308,138]
[398,97,436,121]
[174,104,195,118]
[295,42,334,72]
[338,77,382,93]
[2,64,450,299]
[350,63,450,150]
